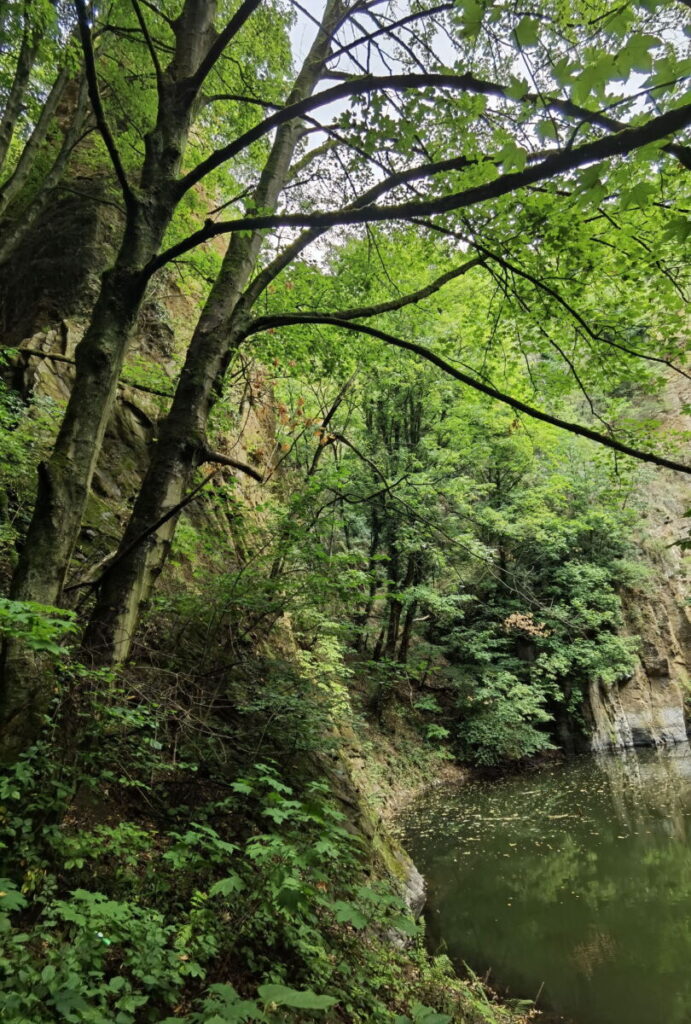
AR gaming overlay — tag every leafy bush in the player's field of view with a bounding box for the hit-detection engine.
[0,598,77,655]
[0,685,458,1024]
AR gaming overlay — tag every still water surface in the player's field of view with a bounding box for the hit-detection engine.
[398,746,691,1024]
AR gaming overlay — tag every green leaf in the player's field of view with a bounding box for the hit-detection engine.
[620,183,655,210]
[552,57,577,87]
[331,900,368,928]
[455,0,483,40]
[391,914,422,936]
[209,873,245,897]
[577,163,604,190]
[571,57,615,102]
[0,880,27,912]
[663,217,691,243]
[617,34,661,75]
[498,141,527,173]
[258,984,338,1010]
[536,120,558,143]
[504,76,529,102]
[514,16,539,48]
[203,984,265,1023]
[410,1003,452,1024]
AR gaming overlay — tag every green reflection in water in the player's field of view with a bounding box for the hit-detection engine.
[398,746,691,1024]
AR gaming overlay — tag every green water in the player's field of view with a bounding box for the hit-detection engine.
[398,746,691,1024]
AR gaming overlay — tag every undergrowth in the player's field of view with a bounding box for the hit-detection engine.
[0,672,534,1024]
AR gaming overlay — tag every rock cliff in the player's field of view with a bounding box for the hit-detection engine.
[585,377,690,750]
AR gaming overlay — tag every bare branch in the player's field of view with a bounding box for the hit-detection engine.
[322,255,483,321]
[6,346,174,397]
[64,469,222,593]
[130,0,162,84]
[199,447,265,482]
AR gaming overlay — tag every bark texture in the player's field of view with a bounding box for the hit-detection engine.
[0,0,220,753]
[84,0,347,664]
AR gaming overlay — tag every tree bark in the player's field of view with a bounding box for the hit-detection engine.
[0,11,46,174]
[83,0,346,665]
[0,0,220,753]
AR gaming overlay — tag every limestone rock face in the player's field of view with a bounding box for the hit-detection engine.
[586,375,690,750]
[401,859,426,917]
[588,667,687,752]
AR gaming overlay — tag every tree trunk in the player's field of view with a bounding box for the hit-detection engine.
[0,256,148,757]
[397,599,417,665]
[354,504,382,651]
[10,260,150,606]
[0,16,45,174]
[0,75,89,265]
[0,65,71,218]
[0,0,220,752]
[84,0,346,665]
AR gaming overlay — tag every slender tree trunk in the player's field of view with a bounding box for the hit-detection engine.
[0,65,71,217]
[0,75,89,265]
[355,505,381,650]
[397,599,417,665]
[383,539,402,659]
[84,0,346,665]
[0,15,46,174]
[0,0,219,753]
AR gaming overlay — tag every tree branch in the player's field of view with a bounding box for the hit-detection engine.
[74,0,136,212]
[322,255,483,321]
[177,66,691,201]
[190,0,264,90]
[6,346,174,397]
[64,469,221,593]
[476,244,691,382]
[199,447,265,481]
[243,315,691,475]
[130,0,162,85]
[148,101,691,276]
[326,3,453,65]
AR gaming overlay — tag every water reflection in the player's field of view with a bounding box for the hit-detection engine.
[398,745,691,1024]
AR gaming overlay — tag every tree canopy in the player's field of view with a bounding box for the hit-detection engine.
[0,2,689,1020]
[0,0,687,748]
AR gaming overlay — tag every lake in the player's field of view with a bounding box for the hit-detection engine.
[398,745,691,1024]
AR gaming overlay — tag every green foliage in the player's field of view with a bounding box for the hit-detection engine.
[395,1005,452,1024]
[0,379,61,581]
[0,598,77,655]
[0,681,466,1024]
[451,671,555,766]
[1,0,688,1015]
[251,292,654,765]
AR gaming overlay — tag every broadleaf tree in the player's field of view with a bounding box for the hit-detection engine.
[0,0,689,753]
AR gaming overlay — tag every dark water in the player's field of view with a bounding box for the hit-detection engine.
[398,746,691,1024]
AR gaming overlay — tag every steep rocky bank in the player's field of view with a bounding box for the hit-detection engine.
[585,378,690,751]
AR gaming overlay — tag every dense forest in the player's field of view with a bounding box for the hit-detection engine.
[0,0,689,1020]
